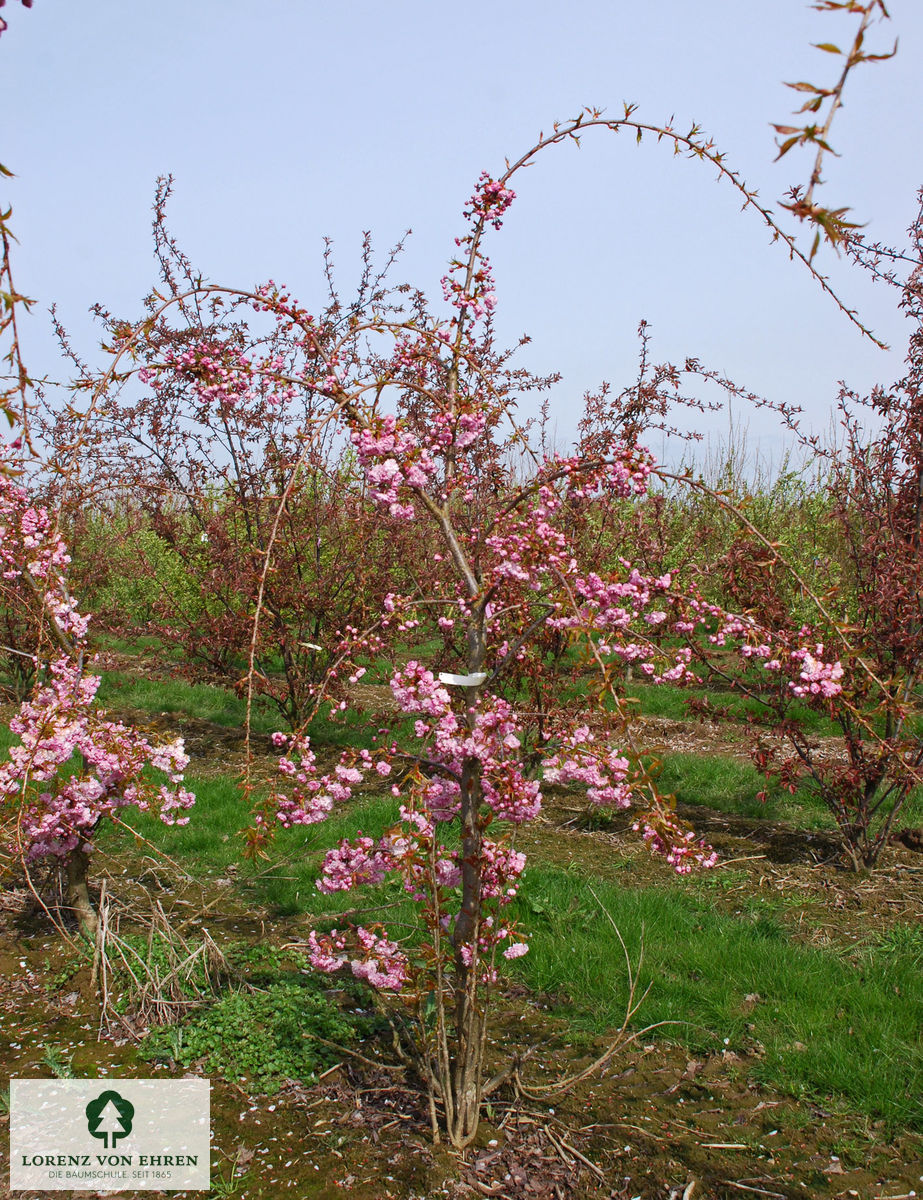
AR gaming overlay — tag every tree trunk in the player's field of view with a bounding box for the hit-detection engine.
[446,1002,484,1149]
[445,755,485,1149]
[64,848,97,938]
[443,626,488,1149]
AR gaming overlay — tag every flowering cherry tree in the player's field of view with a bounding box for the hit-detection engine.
[220,150,810,1145]
[69,142,744,1145]
[47,0,899,1137]
[0,454,195,935]
[42,200,423,726]
[0,1,905,1150]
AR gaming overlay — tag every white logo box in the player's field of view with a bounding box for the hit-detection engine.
[9,1079,210,1192]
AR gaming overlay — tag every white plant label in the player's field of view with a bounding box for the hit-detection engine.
[438,671,488,687]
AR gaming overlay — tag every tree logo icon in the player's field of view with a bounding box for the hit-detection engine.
[85,1090,135,1149]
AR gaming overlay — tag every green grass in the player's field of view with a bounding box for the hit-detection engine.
[512,865,923,1131]
[90,631,180,658]
[95,670,276,732]
[112,769,923,1131]
[94,669,384,746]
[111,773,253,871]
[654,750,923,831]
[112,775,406,915]
[625,680,840,735]
[655,752,834,830]
[250,794,408,916]
[8,651,923,1134]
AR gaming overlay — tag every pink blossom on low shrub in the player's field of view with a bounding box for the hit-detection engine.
[0,454,195,930]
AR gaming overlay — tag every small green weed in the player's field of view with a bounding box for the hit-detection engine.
[859,922,923,968]
[210,1148,250,1198]
[42,948,89,992]
[41,1047,74,1079]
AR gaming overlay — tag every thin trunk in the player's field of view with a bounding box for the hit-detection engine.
[446,756,485,1148]
[64,848,97,938]
[444,623,487,1149]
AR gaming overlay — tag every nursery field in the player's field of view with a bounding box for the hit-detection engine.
[4,6,923,1197]
[1,648,921,1200]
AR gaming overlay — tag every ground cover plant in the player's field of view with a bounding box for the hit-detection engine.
[3,1,923,1194]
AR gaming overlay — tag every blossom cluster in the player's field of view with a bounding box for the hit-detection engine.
[686,600,845,700]
[305,811,529,988]
[269,732,390,828]
[307,925,409,990]
[0,472,88,642]
[485,512,570,590]
[548,562,699,685]
[788,647,845,698]
[464,171,517,231]
[316,834,394,893]
[316,805,461,904]
[634,812,719,874]
[442,256,499,323]
[390,661,541,823]
[143,336,298,417]
[435,169,517,327]
[568,443,655,500]
[1,657,194,859]
[543,725,633,808]
[349,413,437,519]
[159,341,256,410]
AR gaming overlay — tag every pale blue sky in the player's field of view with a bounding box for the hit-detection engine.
[2,0,921,462]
